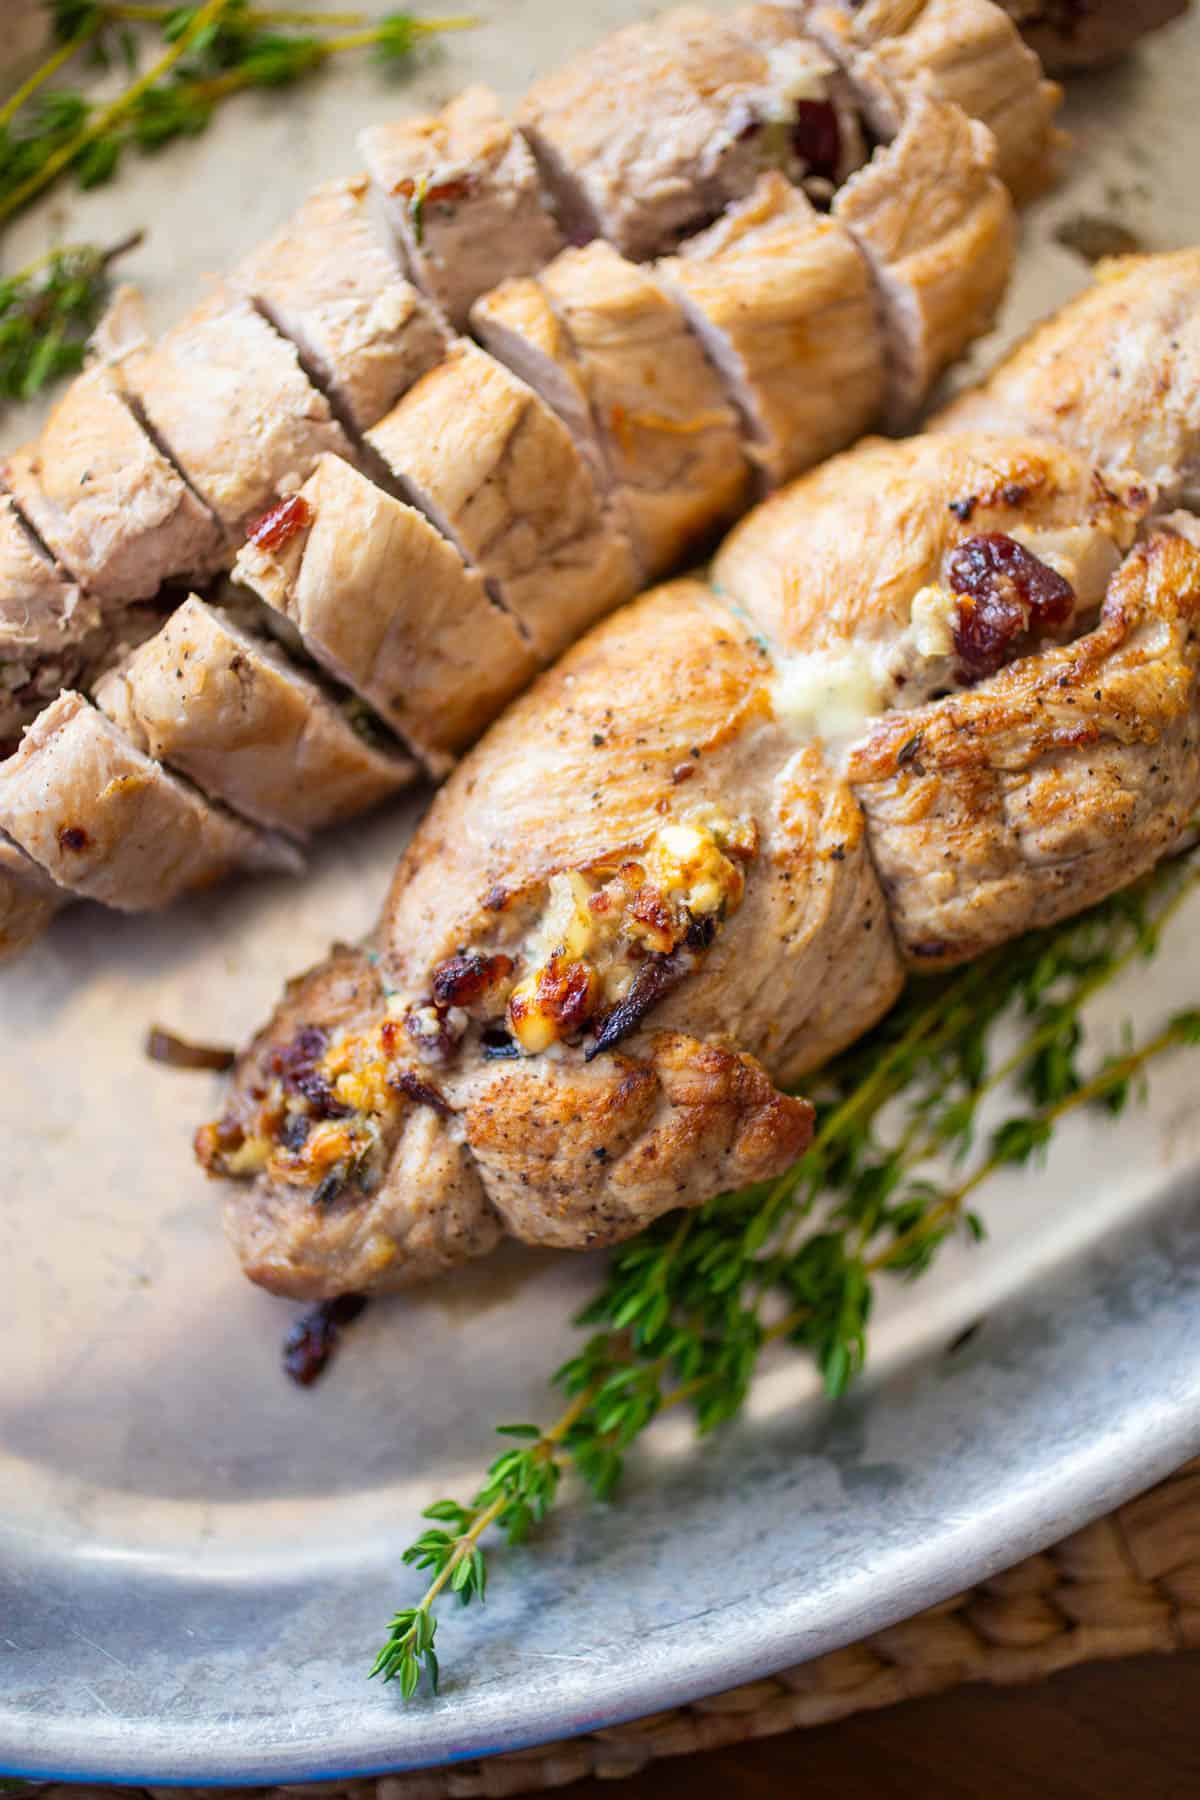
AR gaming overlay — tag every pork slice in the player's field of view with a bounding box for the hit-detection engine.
[86,282,150,367]
[0,494,105,750]
[0,691,301,911]
[232,455,537,773]
[660,171,885,490]
[806,0,1062,199]
[536,242,750,578]
[361,86,564,331]
[833,91,1014,428]
[1000,0,1187,74]
[366,340,640,661]
[2,367,223,603]
[933,250,1200,509]
[469,276,611,503]
[519,4,859,262]
[120,288,352,543]
[94,595,415,839]
[0,829,66,960]
[847,529,1200,965]
[231,174,450,436]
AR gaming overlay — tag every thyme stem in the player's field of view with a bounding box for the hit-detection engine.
[870,1015,1194,1275]
[0,0,233,224]
[0,19,103,132]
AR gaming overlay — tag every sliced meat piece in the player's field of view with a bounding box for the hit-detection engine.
[1000,0,1188,73]
[0,493,106,752]
[0,830,66,961]
[833,91,1014,427]
[2,366,222,603]
[232,455,537,773]
[537,241,751,578]
[119,289,352,544]
[0,691,300,911]
[94,596,415,839]
[201,945,504,1298]
[659,171,885,490]
[933,251,1200,508]
[366,340,640,661]
[87,282,150,366]
[847,528,1200,964]
[519,4,863,261]
[360,86,564,330]
[231,174,450,436]
[713,432,1150,748]
[806,0,1062,199]
[469,276,608,498]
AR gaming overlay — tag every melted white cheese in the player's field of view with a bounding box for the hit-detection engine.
[772,647,889,743]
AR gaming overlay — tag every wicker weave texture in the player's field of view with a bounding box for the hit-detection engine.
[22,1460,1200,1800]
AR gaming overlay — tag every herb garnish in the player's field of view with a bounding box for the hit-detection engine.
[0,1,476,225]
[0,232,142,399]
[372,852,1200,1696]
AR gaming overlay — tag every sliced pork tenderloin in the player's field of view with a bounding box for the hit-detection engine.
[833,91,1014,427]
[119,289,352,546]
[804,0,1062,199]
[933,250,1200,507]
[0,830,66,961]
[0,691,300,911]
[366,340,640,661]
[232,456,537,774]
[535,241,750,578]
[519,4,863,262]
[2,366,222,603]
[361,86,564,330]
[847,528,1200,964]
[0,494,106,753]
[94,596,415,840]
[230,174,450,436]
[86,282,150,367]
[469,277,608,497]
[659,171,885,490]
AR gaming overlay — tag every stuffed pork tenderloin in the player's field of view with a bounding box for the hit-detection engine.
[197,424,1200,1300]
[0,17,1026,950]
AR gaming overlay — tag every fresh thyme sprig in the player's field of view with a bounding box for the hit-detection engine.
[0,0,475,224]
[0,230,142,398]
[373,853,1200,1697]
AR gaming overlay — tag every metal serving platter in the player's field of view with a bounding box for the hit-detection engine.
[3,6,1200,1782]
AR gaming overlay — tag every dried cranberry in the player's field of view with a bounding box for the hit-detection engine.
[791,100,840,182]
[539,956,596,1034]
[947,533,1076,681]
[283,1293,368,1387]
[246,493,312,553]
[430,949,514,1009]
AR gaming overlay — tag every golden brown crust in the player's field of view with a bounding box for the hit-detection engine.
[848,529,1200,964]
[464,1031,813,1250]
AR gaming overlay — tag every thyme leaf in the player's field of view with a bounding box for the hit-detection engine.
[374,851,1200,1697]
[0,232,142,401]
[0,2,476,226]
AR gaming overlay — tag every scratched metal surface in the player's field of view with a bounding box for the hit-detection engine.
[2,5,1200,1783]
